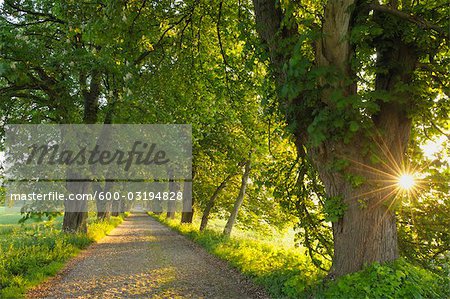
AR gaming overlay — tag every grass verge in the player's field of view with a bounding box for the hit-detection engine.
[149,213,326,298]
[150,213,450,298]
[0,213,128,298]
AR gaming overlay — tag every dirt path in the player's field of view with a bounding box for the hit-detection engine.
[28,213,269,299]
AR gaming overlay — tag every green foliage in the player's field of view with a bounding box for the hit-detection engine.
[150,213,326,298]
[0,185,5,206]
[398,134,450,276]
[0,1,449,296]
[152,214,450,298]
[314,259,450,299]
[344,173,366,188]
[19,211,62,224]
[0,214,125,298]
[323,196,346,223]
[87,214,126,241]
[267,151,333,268]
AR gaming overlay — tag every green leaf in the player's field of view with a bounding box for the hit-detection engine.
[349,121,359,132]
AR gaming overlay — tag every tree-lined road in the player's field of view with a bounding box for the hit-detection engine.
[28,214,268,299]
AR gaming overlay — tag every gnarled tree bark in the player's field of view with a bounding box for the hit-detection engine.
[253,0,418,276]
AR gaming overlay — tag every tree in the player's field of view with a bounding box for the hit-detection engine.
[0,0,103,232]
[398,131,450,273]
[122,0,270,226]
[0,0,165,231]
[223,152,252,236]
[252,0,449,276]
[199,159,244,231]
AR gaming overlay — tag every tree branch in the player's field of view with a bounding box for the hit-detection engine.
[369,4,449,38]
[252,0,285,73]
[217,0,229,69]
[129,0,147,35]
[4,0,66,24]
[133,4,197,65]
[429,117,450,140]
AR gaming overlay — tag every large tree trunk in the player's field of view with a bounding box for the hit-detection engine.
[62,171,89,233]
[313,0,395,277]
[320,4,418,277]
[62,210,88,233]
[223,156,252,236]
[330,189,399,277]
[95,180,113,221]
[253,0,417,277]
[311,140,402,277]
[62,70,101,232]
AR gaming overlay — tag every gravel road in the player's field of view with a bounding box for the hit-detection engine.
[28,213,269,299]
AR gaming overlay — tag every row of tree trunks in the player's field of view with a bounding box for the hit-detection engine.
[199,159,246,231]
[94,179,113,221]
[200,171,237,231]
[94,103,116,220]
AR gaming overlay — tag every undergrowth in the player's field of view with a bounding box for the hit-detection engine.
[150,213,450,299]
[0,213,127,298]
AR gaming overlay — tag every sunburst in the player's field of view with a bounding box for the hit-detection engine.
[335,134,427,208]
[397,173,416,191]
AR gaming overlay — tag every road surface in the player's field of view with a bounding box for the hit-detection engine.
[28,213,268,299]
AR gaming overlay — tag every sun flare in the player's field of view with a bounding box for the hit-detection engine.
[397,174,416,191]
